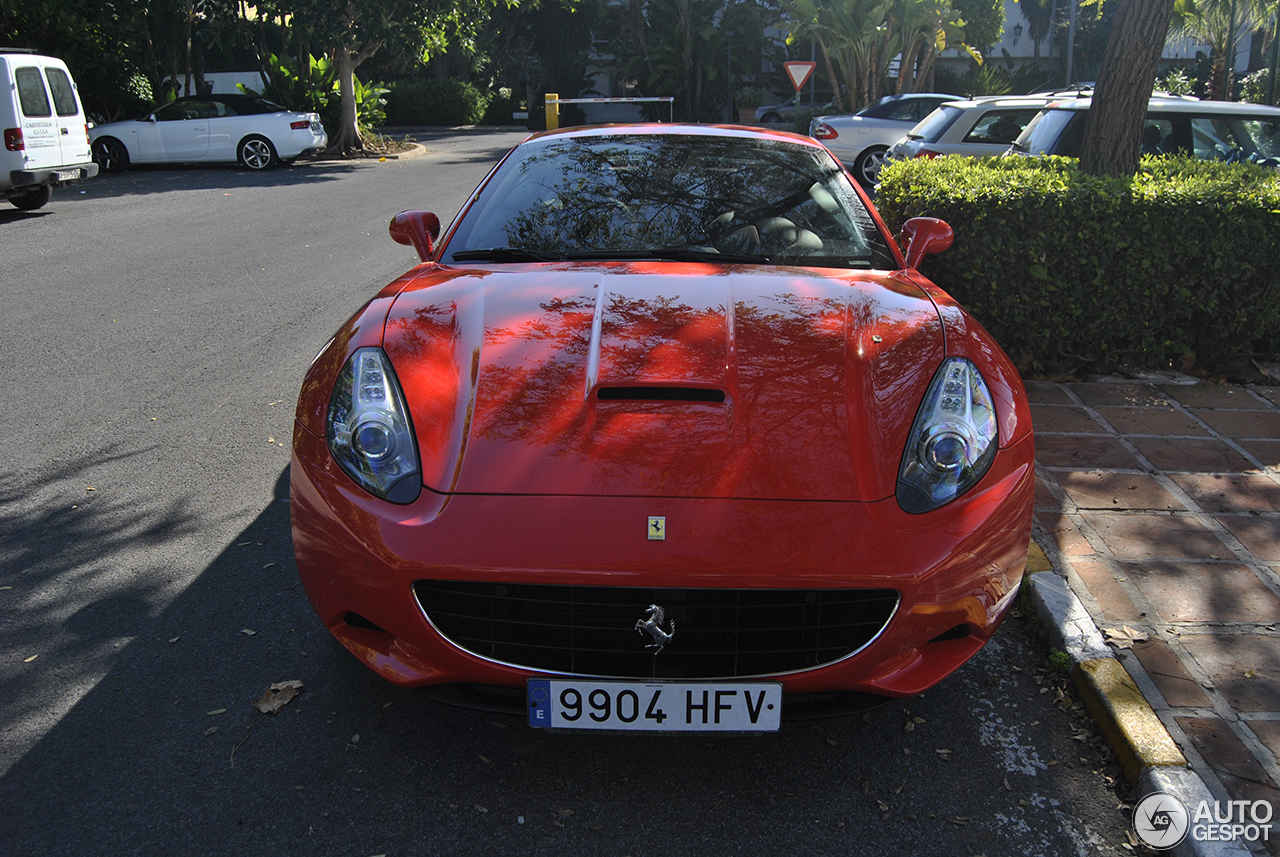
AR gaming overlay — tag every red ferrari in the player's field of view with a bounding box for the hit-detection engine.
[290,125,1033,731]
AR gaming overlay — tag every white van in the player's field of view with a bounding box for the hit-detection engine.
[1,50,98,210]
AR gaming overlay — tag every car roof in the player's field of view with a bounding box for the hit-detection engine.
[1038,95,1280,116]
[938,95,1061,110]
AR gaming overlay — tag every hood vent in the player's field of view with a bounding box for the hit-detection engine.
[596,386,726,403]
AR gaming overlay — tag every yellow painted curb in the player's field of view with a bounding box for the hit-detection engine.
[1074,658,1186,785]
[1026,539,1052,573]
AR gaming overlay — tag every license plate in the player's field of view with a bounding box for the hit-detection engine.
[527,679,781,732]
[55,169,80,181]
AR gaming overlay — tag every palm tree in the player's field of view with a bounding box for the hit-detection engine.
[1168,0,1269,97]
[781,0,889,109]
[1018,0,1056,70]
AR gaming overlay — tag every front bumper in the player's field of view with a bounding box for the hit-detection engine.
[291,421,1034,702]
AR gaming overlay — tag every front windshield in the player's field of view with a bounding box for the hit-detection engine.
[444,134,897,269]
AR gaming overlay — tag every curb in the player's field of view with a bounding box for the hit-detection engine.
[1024,541,1251,857]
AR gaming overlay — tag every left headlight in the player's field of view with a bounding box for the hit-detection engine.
[896,357,998,514]
[326,347,422,504]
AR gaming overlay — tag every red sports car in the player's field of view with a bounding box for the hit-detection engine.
[290,124,1034,731]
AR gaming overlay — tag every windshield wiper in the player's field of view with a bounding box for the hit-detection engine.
[449,248,565,262]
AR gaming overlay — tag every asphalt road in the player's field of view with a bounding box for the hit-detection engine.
[2,130,1136,857]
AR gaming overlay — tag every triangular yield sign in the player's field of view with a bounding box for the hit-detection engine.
[784,61,817,92]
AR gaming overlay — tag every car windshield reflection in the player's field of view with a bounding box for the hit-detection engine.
[444,134,898,270]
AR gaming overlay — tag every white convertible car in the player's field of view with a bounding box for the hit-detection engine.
[90,94,327,171]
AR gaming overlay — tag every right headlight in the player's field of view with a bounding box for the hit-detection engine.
[896,357,998,514]
[326,347,421,504]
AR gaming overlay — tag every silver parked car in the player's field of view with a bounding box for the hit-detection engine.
[90,94,327,172]
[810,93,956,186]
[1011,95,1280,166]
[887,96,1059,164]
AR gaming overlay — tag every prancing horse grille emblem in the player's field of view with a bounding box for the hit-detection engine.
[635,604,675,654]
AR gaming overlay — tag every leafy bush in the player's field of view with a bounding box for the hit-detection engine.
[351,76,390,134]
[1240,68,1277,105]
[875,155,1280,373]
[385,80,489,126]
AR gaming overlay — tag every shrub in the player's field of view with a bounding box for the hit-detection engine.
[874,155,1280,373]
[385,80,489,126]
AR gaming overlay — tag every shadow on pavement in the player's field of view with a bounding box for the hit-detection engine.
[0,465,1135,856]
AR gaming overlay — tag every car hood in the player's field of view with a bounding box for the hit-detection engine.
[383,262,945,502]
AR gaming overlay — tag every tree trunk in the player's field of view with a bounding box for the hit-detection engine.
[328,41,382,156]
[1078,0,1177,177]
[816,36,845,112]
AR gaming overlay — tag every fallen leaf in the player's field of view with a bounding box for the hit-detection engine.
[0,586,12,591]
[263,563,275,569]
[903,721,915,733]
[1104,626,1149,649]
[253,680,304,714]
[241,628,256,636]
[203,726,219,737]
[948,816,971,826]
[558,808,574,817]
[1245,669,1256,678]
[479,755,491,763]
[168,637,180,644]
[475,805,488,813]
[24,655,37,663]
[207,708,228,716]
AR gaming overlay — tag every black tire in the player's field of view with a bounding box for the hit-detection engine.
[238,135,277,170]
[10,185,52,211]
[760,112,782,124]
[852,145,889,188]
[92,137,130,172]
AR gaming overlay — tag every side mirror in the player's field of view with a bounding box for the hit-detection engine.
[389,210,441,262]
[902,217,953,270]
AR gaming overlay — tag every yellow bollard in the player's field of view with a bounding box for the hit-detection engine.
[545,93,559,131]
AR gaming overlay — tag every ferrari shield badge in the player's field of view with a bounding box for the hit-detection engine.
[647,516,666,541]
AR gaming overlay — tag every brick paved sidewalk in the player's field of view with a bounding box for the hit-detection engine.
[1028,378,1280,852]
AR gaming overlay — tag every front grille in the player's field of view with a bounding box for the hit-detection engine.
[414,581,899,679]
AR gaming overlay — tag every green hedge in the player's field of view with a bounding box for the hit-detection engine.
[384,80,488,126]
[874,155,1280,373]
